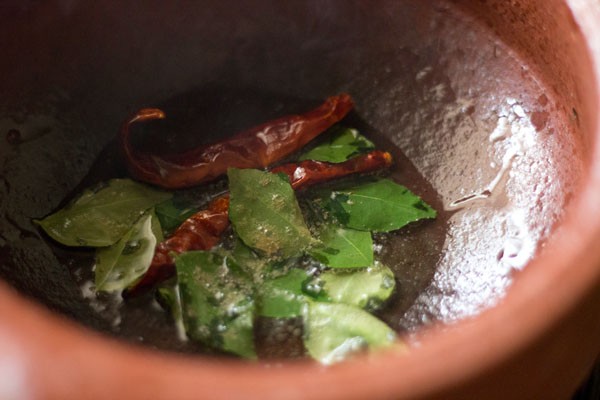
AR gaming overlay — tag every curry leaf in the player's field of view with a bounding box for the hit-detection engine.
[228,238,268,282]
[257,268,310,318]
[324,179,436,232]
[300,127,375,163]
[310,224,373,268]
[154,198,197,234]
[176,251,256,358]
[95,211,160,292]
[303,300,396,365]
[156,284,187,341]
[150,210,164,243]
[36,179,172,247]
[308,263,396,311]
[221,310,255,358]
[228,168,313,259]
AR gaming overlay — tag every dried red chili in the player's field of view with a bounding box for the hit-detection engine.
[125,150,393,297]
[271,150,393,190]
[120,94,354,189]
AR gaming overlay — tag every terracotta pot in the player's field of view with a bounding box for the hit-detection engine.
[0,0,599,399]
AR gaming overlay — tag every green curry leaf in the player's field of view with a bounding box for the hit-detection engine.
[95,211,160,292]
[300,127,375,163]
[323,179,436,232]
[154,197,197,234]
[36,179,171,247]
[303,300,396,365]
[175,251,256,359]
[308,263,396,311]
[310,224,373,268]
[156,283,187,341]
[257,268,310,318]
[228,168,313,259]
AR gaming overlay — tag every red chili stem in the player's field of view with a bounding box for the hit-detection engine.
[124,150,393,297]
[120,94,354,189]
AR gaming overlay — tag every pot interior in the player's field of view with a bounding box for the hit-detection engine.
[0,0,589,357]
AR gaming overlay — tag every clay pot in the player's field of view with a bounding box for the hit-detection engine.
[0,0,599,399]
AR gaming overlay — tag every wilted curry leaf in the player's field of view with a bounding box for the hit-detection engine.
[257,268,310,318]
[308,263,396,311]
[309,224,373,269]
[36,179,171,247]
[324,179,436,232]
[300,127,375,163]
[154,197,197,234]
[176,250,256,358]
[303,300,396,365]
[228,168,313,259]
[95,211,161,292]
[156,284,186,341]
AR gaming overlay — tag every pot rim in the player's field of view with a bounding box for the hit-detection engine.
[2,1,600,399]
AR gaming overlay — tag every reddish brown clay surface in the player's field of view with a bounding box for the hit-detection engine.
[1,0,600,399]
